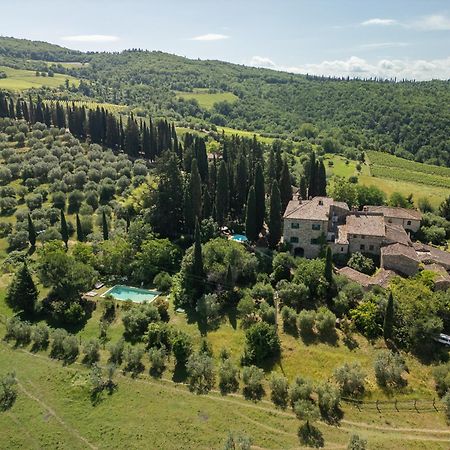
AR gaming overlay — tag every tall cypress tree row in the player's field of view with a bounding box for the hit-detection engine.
[215,160,229,226]
[317,160,327,196]
[183,177,195,234]
[308,152,317,198]
[299,177,307,200]
[202,187,212,219]
[76,214,84,242]
[27,214,36,248]
[125,116,140,157]
[195,138,209,183]
[102,210,109,240]
[254,162,265,234]
[60,209,69,250]
[190,158,202,222]
[245,186,258,242]
[234,154,248,219]
[5,262,38,315]
[279,159,292,211]
[268,180,282,249]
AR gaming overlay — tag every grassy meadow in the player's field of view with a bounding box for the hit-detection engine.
[175,88,238,110]
[0,66,79,91]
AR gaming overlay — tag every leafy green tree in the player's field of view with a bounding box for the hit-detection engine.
[245,186,258,242]
[383,292,394,342]
[439,195,450,221]
[347,434,367,450]
[123,345,145,377]
[242,365,265,401]
[148,346,167,377]
[171,331,193,366]
[223,432,252,450]
[374,350,408,388]
[324,246,333,284]
[347,252,375,275]
[218,358,239,394]
[0,372,17,412]
[268,180,282,249]
[334,362,366,397]
[192,219,205,299]
[186,352,215,394]
[317,160,327,196]
[6,262,38,315]
[82,339,100,366]
[244,322,280,364]
[269,373,289,409]
[102,210,109,240]
[122,304,160,340]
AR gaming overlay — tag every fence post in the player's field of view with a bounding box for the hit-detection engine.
[394,398,399,412]
[433,398,438,412]
[414,399,419,413]
[376,399,380,413]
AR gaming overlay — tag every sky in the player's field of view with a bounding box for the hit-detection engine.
[1,0,450,80]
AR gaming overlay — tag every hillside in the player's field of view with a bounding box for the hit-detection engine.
[0,37,449,167]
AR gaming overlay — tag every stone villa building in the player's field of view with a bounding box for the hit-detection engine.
[283,196,450,281]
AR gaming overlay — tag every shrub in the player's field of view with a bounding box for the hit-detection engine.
[196,293,221,326]
[242,365,265,401]
[334,362,366,397]
[374,350,408,388]
[5,319,31,347]
[315,307,336,339]
[186,352,215,394]
[347,252,375,275]
[433,363,450,398]
[122,304,160,340]
[153,272,172,292]
[108,339,124,366]
[223,432,252,450]
[146,322,173,350]
[31,323,50,351]
[251,282,274,305]
[281,306,298,333]
[289,376,313,408]
[244,322,280,364]
[50,328,68,359]
[148,346,167,377]
[259,301,276,325]
[171,331,193,366]
[82,339,100,366]
[0,372,17,412]
[347,434,367,450]
[298,309,316,337]
[218,358,239,394]
[269,374,289,409]
[317,382,341,421]
[62,335,79,364]
[123,345,145,377]
[153,297,170,322]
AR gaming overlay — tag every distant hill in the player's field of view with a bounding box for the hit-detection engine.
[0,36,449,166]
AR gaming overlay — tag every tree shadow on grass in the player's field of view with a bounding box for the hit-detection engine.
[298,423,324,448]
[299,331,317,346]
[172,362,188,383]
[318,329,339,347]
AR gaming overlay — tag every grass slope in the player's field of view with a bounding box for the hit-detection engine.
[175,89,238,110]
[0,65,79,91]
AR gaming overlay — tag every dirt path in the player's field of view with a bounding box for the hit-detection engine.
[17,379,98,450]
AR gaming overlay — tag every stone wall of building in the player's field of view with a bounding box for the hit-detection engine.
[348,234,384,255]
[283,218,328,258]
[381,254,419,276]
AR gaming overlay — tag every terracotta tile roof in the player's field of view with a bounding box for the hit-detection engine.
[283,197,348,221]
[337,267,371,287]
[381,243,420,261]
[365,206,422,221]
[345,214,386,237]
[370,268,397,289]
[337,267,397,289]
[413,243,450,267]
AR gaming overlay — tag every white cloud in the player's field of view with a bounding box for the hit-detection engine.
[249,55,450,81]
[412,14,450,31]
[190,33,229,41]
[61,34,120,43]
[361,18,398,26]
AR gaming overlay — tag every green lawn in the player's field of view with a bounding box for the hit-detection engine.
[0,66,79,91]
[175,88,238,110]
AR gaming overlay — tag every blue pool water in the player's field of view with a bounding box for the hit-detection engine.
[102,285,160,303]
[231,234,248,242]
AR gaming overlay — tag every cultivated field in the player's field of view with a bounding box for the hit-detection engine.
[0,66,79,91]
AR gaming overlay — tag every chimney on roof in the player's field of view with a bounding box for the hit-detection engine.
[318,199,323,206]
[363,206,368,212]
[297,194,302,204]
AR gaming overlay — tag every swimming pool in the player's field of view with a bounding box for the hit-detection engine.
[230,234,248,243]
[101,285,160,303]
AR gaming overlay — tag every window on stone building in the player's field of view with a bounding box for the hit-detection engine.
[311,238,319,245]
[291,222,300,229]
[360,244,365,251]
[369,245,374,251]
[290,236,299,243]
[407,220,411,225]
[312,223,321,230]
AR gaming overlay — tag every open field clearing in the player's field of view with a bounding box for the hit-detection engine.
[0,66,79,91]
[175,88,239,110]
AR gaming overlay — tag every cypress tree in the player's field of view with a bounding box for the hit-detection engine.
[235,154,248,219]
[27,214,36,248]
[15,99,23,119]
[324,246,333,284]
[195,138,209,183]
[125,116,140,157]
[225,264,233,290]
[5,262,38,315]
[266,146,276,190]
[190,159,202,222]
[279,159,292,211]
[268,181,282,249]
[299,177,307,200]
[60,209,69,250]
[102,210,109,240]
[202,187,212,219]
[76,214,84,242]
[245,186,258,242]
[317,160,327,196]
[308,152,316,198]
[183,178,195,234]
[383,292,394,341]
[215,160,229,226]
[191,219,205,300]
[254,163,265,234]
